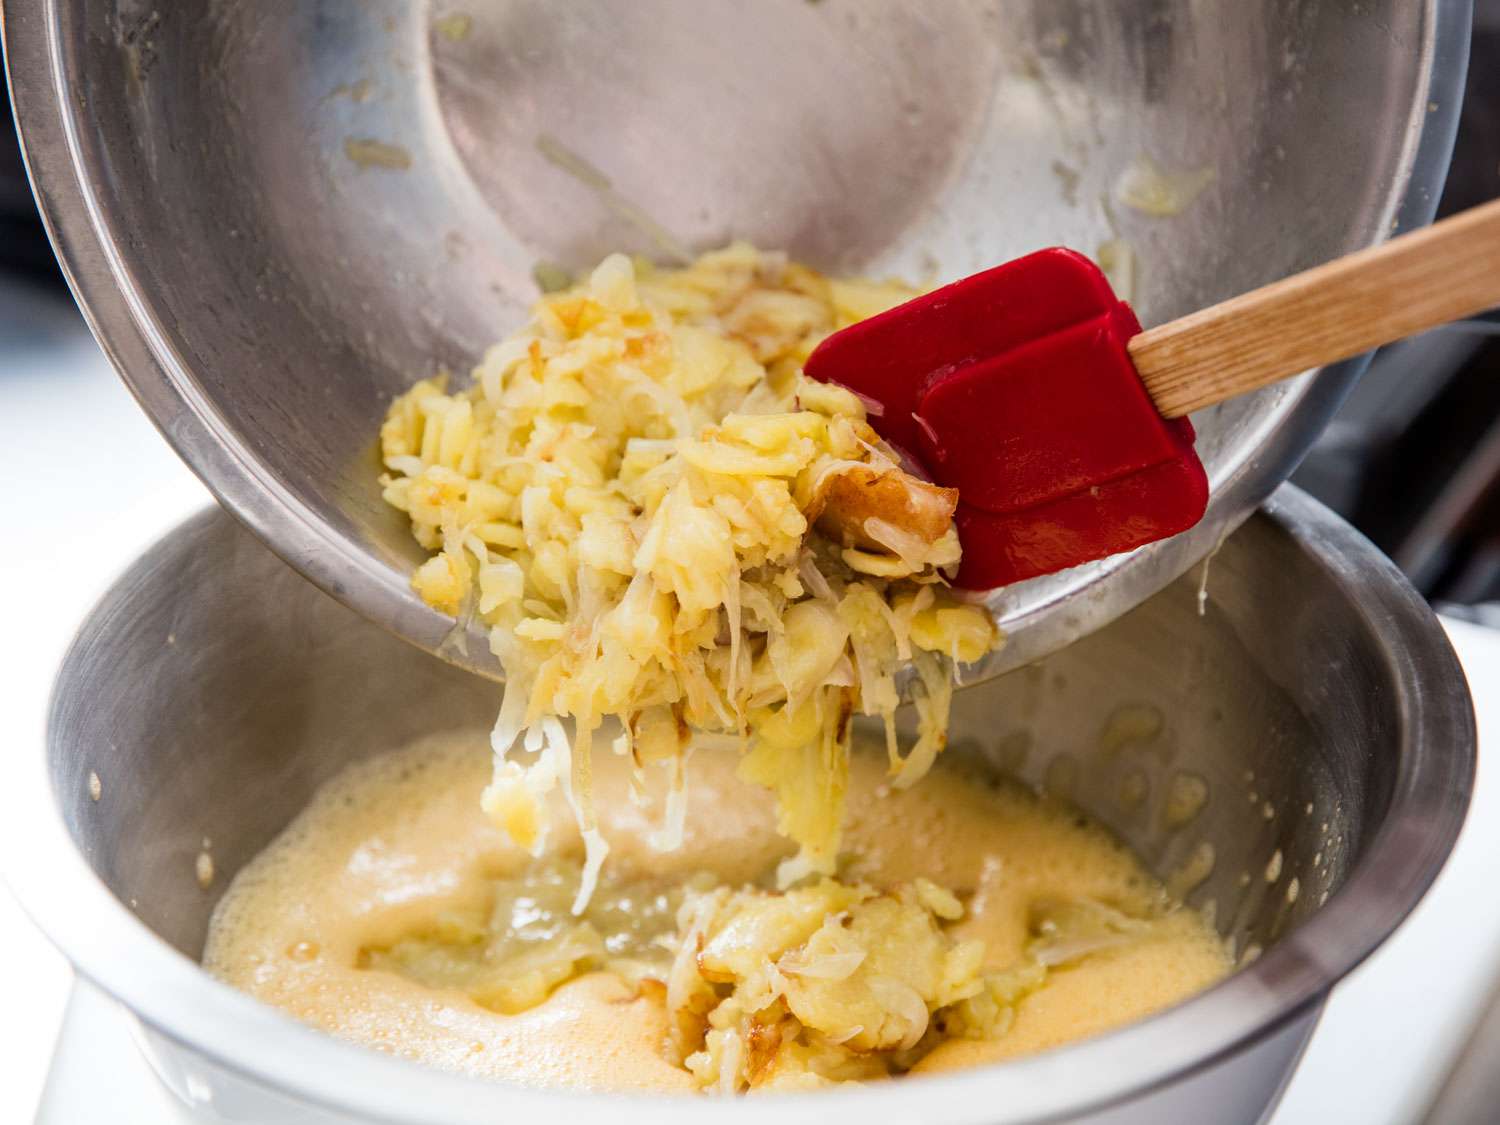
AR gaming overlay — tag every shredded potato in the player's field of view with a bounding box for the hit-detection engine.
[363,859,1111,1091]
[379,244,1001,908]
[667,877,1049,1090]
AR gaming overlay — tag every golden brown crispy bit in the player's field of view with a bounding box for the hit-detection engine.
[812,464,959,552]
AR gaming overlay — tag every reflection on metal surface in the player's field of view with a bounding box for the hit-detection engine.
[0,0,1470,684]
[10,486,1474,1123]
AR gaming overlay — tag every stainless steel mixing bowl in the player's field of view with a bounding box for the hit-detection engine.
[1,1,1472,684]
[9,485,1473,1124]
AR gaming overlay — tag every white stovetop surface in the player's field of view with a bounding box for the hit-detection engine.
[2,288,1497,1123]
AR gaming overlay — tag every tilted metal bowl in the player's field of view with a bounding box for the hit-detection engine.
[1,0,1471,682]
[8,486,1473,1124]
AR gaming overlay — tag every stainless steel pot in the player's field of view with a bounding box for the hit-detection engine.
[9,486,1473,1124]
[0,1,1472,683]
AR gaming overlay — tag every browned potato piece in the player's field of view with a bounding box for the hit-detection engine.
[811,465,959,552]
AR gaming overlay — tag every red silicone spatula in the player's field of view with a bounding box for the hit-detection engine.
[806,198,1500,591]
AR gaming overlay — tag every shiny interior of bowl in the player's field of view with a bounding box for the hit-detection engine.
[13,0,1459,681]
[34,488,1473,1124]
[53,498,1397,965]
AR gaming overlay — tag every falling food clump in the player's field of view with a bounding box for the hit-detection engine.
[376,245,999,908]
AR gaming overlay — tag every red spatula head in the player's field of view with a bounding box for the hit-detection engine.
[804,249,1208,590]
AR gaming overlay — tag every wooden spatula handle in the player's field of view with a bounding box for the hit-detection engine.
[1129,198,1500,419]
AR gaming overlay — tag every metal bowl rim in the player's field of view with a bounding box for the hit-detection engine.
[1,484,1475,1125]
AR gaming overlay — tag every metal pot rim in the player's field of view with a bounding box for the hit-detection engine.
[4,485,1475,1125]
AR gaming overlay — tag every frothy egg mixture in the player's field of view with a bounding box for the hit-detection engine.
[204,733,1230,1093]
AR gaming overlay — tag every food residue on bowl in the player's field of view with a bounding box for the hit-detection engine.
[1114,155,1214,218]
[343,137,413,171]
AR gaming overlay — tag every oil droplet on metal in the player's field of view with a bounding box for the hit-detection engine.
[1166,841,1215,900]
[1097,703,1164,756]
[196,851,215,889]
[1163,771,1209,828]
[1265,849,1283,883]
